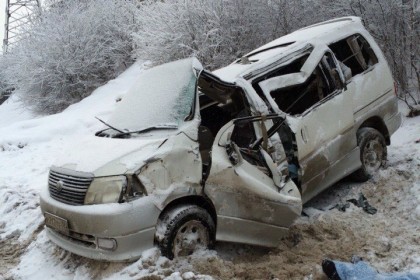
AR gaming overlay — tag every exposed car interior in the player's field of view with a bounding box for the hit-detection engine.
[198,71,299,187]
[329,34,378,78]
[198,72,251,177]
[252,52,344,116]
[197,31,389,194]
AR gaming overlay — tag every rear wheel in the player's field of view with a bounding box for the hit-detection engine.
[155,205,215,259]
[351,127,387,182]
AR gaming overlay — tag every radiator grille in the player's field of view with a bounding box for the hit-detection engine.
[48,169,93,205]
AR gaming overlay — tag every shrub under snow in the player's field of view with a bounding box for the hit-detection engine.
[133,0,308,70]
[0,0,417,114]
[0,0,137,114]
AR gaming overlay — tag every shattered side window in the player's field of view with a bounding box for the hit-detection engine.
[356,35,378,67]
[320,52,343,95]
[276,53,344,115]
[329,34,378,78]
[268,70,323,115]
[255,52,345,116]
[252,54,310,111]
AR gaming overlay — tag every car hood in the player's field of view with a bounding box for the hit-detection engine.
[54,135,167,177]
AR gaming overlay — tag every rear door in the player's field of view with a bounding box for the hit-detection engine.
[259,51,355,202]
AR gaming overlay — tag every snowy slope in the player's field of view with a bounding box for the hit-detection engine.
[0,62,148,279]
[0,62,419,279]
[0,62,145,239]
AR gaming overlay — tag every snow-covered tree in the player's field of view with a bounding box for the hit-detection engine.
[1,0,417,115]
[0,0,137,114]
[132,0,307,70]
[349,0,418,97]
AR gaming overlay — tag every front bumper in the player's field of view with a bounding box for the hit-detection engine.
[39,187,161,261]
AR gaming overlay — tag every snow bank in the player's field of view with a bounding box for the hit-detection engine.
[0,94,35,127]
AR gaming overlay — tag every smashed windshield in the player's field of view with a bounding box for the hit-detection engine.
[106,58,202,135]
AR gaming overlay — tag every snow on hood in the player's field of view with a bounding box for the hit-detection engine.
[53,135,166,176]
[108,58,203,133]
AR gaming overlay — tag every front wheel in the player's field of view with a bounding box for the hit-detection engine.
[155,205,215,259]
[351,127,387,182]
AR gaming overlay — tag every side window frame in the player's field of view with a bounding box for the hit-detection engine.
[328,33,379,81]
[300,51,345,116]
[256,51,346,117]
[321,51,344,94]
[354,35,379,69]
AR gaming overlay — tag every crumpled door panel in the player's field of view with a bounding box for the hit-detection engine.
[205,122,302,247]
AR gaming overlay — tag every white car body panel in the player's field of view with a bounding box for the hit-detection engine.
[40,16,401,261]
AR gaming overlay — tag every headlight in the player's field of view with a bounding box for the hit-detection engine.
[84,176,127,205]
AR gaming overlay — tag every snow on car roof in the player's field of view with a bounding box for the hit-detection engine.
[250,17,360,54]
[213,17,363,83]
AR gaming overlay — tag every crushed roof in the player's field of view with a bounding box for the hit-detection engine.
[213,17,364,83]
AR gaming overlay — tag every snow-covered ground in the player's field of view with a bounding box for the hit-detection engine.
[0,63,419,280]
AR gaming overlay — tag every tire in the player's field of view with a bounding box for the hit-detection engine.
[155,205,215,259]
[351,127,387,182]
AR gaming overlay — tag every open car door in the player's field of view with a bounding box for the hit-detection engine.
[204,116,302,248]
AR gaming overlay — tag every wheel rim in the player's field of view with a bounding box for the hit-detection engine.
[363,138,384,175]
[172,220,209,257]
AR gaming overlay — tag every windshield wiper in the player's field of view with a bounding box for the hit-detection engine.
[113,124,178,138]
[95,117,125,134]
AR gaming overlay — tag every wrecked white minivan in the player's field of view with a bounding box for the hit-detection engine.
[40,17,401,261]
